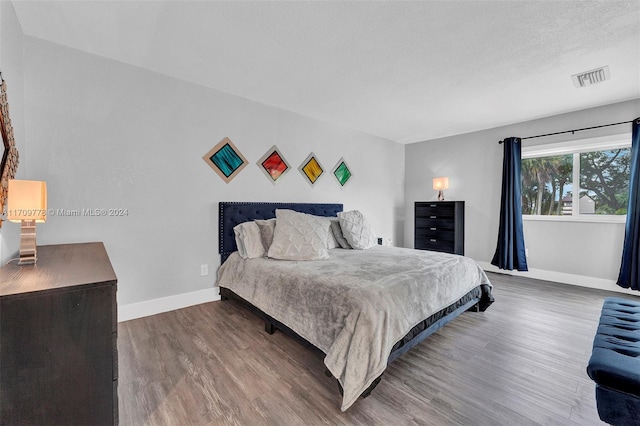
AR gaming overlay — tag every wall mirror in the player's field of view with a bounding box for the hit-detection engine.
[0,73,20,227]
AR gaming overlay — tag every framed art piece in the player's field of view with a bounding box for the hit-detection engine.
[332,158,352,187]
[298,152,324,187]
[202,137,248,183]
[0,74,19,226]
[257,145,290,184]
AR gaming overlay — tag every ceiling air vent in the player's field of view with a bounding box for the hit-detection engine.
[571,66,610,88]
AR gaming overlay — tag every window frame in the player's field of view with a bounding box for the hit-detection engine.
[521,133,631,224]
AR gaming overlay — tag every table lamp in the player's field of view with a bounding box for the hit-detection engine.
[433,177,449,201]
[7,179,47,265]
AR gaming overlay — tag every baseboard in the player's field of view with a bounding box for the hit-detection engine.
[477,261,639,296]
[118,287,221,322]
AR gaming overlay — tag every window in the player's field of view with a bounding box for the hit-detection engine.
[521,134,631,220]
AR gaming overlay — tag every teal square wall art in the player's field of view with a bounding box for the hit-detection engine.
[203,137,248,183]
[332,158,352,187]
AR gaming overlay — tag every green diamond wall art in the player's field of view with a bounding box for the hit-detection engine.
[332,158,352,187]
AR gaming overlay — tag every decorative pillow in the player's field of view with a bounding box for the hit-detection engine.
[267,209,330,260]
[233,226,248,258]
[337,210,377,250]
[314,216,339,249]
[255,218,277,252]
[330,219,352,249]
[233,221,265,259]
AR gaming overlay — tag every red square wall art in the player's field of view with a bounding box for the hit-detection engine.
[257,145,290,183]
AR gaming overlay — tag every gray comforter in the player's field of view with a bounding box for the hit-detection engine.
[216,245,492,411]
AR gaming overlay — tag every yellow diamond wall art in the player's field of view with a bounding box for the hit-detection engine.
[298,153,324,187]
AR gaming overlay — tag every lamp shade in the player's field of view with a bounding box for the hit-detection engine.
[432,177,449,191]
[7,180,47,223]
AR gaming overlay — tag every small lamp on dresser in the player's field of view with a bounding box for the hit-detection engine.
[6,179,47,265]
[433,176,449,201]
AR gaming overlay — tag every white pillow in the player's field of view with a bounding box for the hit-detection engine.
[267,209,330,260]
[233,226,248,258]
[257,217,337,250]
[337,210,377,250]
[233,221,265,259]
[314,216,339,249]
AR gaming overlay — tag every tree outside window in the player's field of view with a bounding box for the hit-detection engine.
[580,149,630,215]
[522,147,630,216]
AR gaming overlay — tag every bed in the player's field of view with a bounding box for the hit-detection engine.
[216,201,494,411]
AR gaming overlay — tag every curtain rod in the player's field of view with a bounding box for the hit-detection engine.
[498,119,637,144]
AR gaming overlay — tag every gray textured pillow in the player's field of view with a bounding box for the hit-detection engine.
[255,218,276,252]
[267,209,330,260]
[337,210,377,250]
[330,219,351,249]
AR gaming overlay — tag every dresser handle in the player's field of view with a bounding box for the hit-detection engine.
[430,216,436,219]
[430,239,437,242]
[430,228,437,231]
[430,204,437,207]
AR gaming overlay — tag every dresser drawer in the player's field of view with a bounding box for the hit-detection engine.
[415,238,455,253]
[416,203,455,218]
[415,217,455,230]
[415,228,455,241]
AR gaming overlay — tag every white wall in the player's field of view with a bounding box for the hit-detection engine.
[405,99,640,293]
[17,37,404,315]
[0,1,26,263]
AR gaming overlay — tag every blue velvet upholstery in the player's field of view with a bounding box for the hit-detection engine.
[219,202,343,262]
[587,297,640,426]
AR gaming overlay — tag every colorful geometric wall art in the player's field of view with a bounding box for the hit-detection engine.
[257,145,290,184]
[332,158,352,187]
[202,137,248,183]
[298,153,324,187]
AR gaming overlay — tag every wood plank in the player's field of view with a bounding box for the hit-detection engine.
[118,272,637,425]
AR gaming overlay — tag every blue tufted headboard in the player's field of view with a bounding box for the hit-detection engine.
[219,202,344,263]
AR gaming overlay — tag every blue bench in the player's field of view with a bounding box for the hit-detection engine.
[587,297,640,426]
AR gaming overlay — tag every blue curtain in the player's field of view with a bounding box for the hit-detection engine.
[491,137,528,271]
[617,118,640,290]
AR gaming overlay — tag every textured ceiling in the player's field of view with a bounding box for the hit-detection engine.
[11,0,640,144]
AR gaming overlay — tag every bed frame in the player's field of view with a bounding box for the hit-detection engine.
[218,201,491,400]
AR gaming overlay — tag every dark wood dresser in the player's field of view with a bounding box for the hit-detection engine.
[414,201,465,255]
[0,242,118,425]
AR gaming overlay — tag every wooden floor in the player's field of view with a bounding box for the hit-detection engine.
[118,273,639,425]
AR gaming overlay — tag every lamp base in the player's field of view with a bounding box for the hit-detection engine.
[437,190,445,201]
[17,219,37,265]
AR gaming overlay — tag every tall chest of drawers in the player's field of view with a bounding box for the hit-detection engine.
[0,242,118,425]
[414,201,465,255]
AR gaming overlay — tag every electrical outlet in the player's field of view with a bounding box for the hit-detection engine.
[525,248,529,257]
[200,264,209,276]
